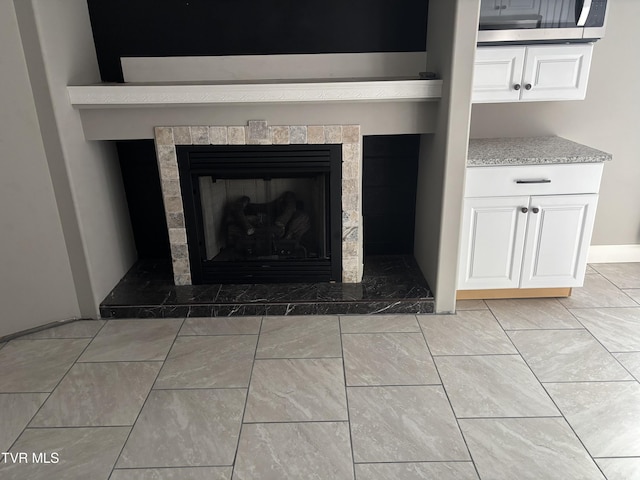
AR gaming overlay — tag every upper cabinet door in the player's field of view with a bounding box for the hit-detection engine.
[520,194,598,288]
[521,44,594,101]
[472,46,526,103]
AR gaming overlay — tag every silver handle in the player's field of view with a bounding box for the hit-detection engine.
[576,0,593,27]
[515,179,551,184]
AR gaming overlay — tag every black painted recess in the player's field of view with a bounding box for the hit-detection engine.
[86,0,429,82]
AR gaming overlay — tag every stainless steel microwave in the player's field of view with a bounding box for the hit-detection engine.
[477,0,608,44]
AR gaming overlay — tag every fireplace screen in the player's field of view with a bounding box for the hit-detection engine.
[177,145,342,284]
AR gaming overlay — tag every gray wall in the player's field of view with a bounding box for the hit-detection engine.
[414,0,480,313]
[470,0,640,246]
[0,0,80,337]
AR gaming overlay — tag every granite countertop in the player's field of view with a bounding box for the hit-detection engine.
[468,136,612,167]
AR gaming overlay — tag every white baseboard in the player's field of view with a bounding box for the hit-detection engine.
[588,245,640,263]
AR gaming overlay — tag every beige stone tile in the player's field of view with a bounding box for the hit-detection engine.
[307,125,325,144]
[30,362,160,427]
[341,125,360,143]
[342,333,439,386]
[486,298,581,330]
[546,381,640,457]
[569,307,640,352]
[508,329,632,382]
[0,339,90,392]
[209,126,228,145]
[154,335,256,389]
[435,355,559,418]
[190,126,209,144]
[355,462,478,480]
[228,126,246,145]
[0,393,48,451]
[289,125,307,144]
[2,427,130,480]
[348,386,469,462]
[154,127,173,145]
[78,319,181,362]
[591,263,640,289]
[244,358,347,422]
[234,422,354,480]
[459,418,604,480]
[418,311,517,355]
[256,315,341,358]
[19,320,105,339]
[270,126,290,144]
[179,317,261,335]
[172,126,192,145]
[117,389,245,468]
[339,314,420,333]
[325,125,342,143]
[559,275,638,309]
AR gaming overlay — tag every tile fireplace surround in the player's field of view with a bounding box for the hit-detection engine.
[154,121,363,286]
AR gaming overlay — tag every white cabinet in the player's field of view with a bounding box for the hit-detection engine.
[458,163,602,290]
[473,43,594,103]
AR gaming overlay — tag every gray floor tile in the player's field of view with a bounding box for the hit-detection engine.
[585,264,598,274]
[570,308,640,352]
[79,319,182,362]
[0,393,48,451]
[256,315,341,358]
[435,355,559,418]
[18,320,105,339]
[30,362,161,427]
[233,422,354,480]
[244,358,347,422]
[508,330,633,382]
[546,381,640,457]
[342,333,439,386]
[354,462,479,480]
[117,389,245,468]
[347,385,469,462]
[418,311,517,355]
[179,317,261,336]
[455,299,488,311]
[592,263,640,289]
[110,467,232,480]
[0,339,90,392]
[486,298,581,330]
[614,352,640,380]
[154,335,256,389]
[339,314,420,333]
[623,288,640,303]
[459,418,605,480]
[559,275,638,309]
[595,458,640,480]
[0,427,130,480]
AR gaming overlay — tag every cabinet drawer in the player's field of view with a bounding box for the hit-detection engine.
[464,163,603,197]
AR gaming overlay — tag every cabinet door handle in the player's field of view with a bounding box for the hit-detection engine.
[521,207,528,213]
[514,83,521,91]
[525,83,532,90]
[515,179,551,184]
[532,207,540,214]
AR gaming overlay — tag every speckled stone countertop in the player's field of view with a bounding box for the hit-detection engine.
[468,136,612,166]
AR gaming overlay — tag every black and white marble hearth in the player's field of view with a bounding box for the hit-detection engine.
[100,256,433,318]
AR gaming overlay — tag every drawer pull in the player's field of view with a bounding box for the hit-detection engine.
[515,179,551,184]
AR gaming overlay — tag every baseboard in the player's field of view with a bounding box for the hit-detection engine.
[588,245,640,263]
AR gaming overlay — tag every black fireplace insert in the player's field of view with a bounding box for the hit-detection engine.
[177,145,342,284]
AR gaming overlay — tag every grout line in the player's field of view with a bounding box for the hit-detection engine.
[339,315,358,480]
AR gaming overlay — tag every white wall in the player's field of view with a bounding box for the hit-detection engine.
[13,0,137,321]
[0,0,80,337]
[470,0,640,247]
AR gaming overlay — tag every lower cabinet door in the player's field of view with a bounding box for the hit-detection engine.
[458,196,529,290]
[520,194,598,288]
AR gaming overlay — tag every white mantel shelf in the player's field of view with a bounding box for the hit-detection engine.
[67,79,442,108]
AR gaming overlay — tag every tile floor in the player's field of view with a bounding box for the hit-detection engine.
[1,263,640,479]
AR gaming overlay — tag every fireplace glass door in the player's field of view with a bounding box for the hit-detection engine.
[177,145,342,284]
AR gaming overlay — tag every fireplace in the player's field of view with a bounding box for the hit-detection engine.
[177,144,342,284]
[154,121,363,286]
